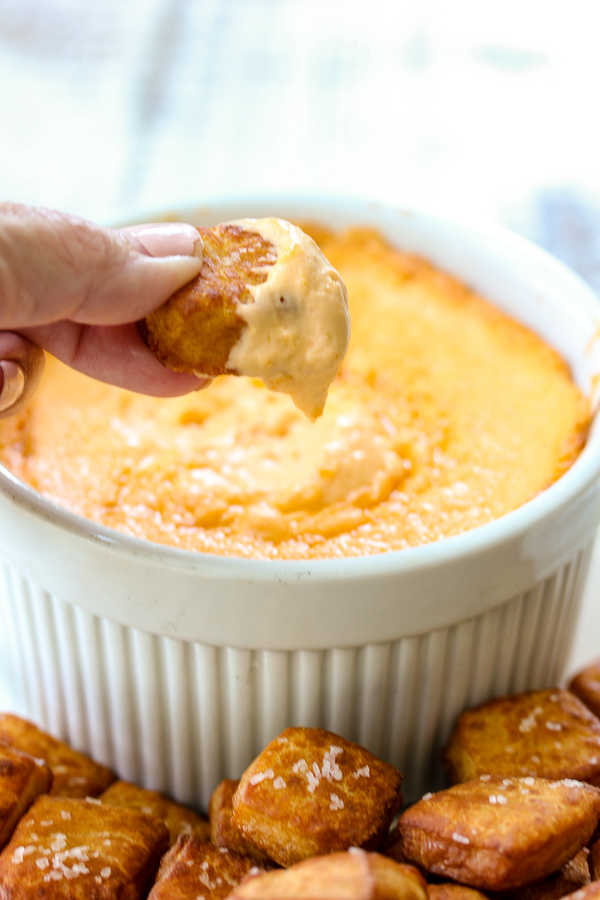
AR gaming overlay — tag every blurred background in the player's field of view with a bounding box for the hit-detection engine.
[1,0,598,287]
[0,0,599,669]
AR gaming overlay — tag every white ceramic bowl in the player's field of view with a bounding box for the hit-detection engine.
[1,196,600,810]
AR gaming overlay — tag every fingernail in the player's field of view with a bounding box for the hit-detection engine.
[123,222,203,258]
[0,361,25,413]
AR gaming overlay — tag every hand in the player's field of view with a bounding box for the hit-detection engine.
[0,202,208,417]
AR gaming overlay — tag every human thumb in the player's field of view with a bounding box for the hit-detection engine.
[0,203,203,330]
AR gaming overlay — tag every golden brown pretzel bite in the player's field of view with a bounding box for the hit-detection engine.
[442,690,600,785]
[140,218,350,420]
[230,726,403,868]
[228,849,428,900]
[397,775,600,892]
[570,661,600,720]
[100,779,209,847]
[0,744,51,851]
[209,779,274,866]
[0,713,115,798]
[0,795,169,898]
[149,835,264,900]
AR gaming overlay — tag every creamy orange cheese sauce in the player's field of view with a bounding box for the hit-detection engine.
[0,227,590,559]
[226,218,350,421]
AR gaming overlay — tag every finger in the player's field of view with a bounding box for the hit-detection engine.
[0,203,203,330]
[21,321,211,397]
[0,331,46,417]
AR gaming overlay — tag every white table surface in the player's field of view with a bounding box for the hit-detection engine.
[0,0,599,706]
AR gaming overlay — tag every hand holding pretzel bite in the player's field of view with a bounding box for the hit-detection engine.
[139,218,350,420]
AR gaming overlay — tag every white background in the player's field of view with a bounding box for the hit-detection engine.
[0,0,599,692]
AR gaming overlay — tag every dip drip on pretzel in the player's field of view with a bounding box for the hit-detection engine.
[140,218,350,420]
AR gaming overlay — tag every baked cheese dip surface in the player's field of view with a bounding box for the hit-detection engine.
[0,227,590,560]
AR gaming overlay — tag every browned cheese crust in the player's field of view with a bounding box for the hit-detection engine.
[397,775,600,892]
[140,224,278,377]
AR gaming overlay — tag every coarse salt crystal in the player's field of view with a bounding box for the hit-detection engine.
[452,833,469,845]
[330,794,344,811]
[353,766,370,780]
[250,769,274,786]
[36,858,50,870]
[273,777,286,789]
[292,759,307,774]
[100,867,111,878]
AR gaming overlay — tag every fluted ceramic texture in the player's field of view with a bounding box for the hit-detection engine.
[0,540,592,810]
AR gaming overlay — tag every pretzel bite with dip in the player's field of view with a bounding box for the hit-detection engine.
[230,727,403,868]
[228,849,429,900]
[139,218,350,420]
[396,775,600,892]
[442,690,600,785]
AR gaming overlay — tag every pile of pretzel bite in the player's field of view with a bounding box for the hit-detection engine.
[1,660,600,898]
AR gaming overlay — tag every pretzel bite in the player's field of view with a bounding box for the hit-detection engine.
[589,840,600,881]
[442,690,600,785]
[565,882,600,900]
[140,218,350,420]
[209,779,274,865]
[229,727,402,868]
[396,775,600,891]
[148,835,264,900]
[228,849,429,900]
[428,884,490,900]
[100,779,209,847]
[0,744,52,851]
[570,662,600,720]
[0,712,115,797]
[497,849,591,900]
[0,794,169,897]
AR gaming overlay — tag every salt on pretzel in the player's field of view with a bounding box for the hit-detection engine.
[139,218,350,420]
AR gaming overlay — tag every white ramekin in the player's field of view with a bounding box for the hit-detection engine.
[1,196,600,810]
